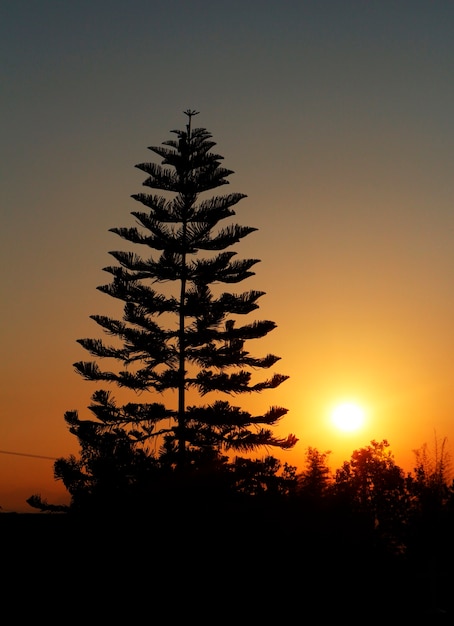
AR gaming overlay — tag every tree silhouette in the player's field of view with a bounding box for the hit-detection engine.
[410,435,452,512]
[38,111,296,512]
[297,446,332,501]
[333,439,409,552]
[407,436,453,618]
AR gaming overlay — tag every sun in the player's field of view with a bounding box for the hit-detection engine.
[330,402,365,432]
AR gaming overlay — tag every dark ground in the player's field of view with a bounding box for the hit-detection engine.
[1,508,452,624]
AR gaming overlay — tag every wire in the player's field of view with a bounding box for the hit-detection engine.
[0,449,57,461]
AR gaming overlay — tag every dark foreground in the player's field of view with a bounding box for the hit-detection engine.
[2,503,452,625]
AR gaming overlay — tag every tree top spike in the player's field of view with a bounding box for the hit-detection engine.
[183,110,199,139]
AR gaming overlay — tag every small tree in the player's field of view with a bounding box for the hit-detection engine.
[407,439,453,614]
[410,435,452,511]
[48,111,296,511]
[297,446,332,500]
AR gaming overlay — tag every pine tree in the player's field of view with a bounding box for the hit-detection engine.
[53,111,297,510]
[297,446,332,500]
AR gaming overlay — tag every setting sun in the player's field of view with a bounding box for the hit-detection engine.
[331,402,366,432]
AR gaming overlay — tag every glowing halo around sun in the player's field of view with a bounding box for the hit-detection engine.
[330,402,366,433]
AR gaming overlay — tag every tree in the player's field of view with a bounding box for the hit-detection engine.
[410,434,452,511]
[407,435,453,615]
[333,440,408,545]
[232,456,297,497]
[296,446,332,500]
[46,110,296,511]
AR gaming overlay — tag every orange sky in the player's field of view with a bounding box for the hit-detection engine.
[2,1,453,512]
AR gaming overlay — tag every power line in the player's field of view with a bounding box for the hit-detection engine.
[0,449,57,461]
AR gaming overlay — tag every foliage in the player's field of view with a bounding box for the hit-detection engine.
[297,446,332,495]
[333,439,409,551]
[25,495,68,513]
[231,456,297,497]
[409,435,452,514]
[36,111,296,512]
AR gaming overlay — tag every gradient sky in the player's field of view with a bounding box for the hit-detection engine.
[2,0,453,512]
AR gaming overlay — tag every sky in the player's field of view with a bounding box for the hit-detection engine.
[1,0,453,512]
